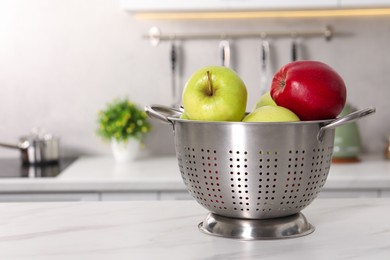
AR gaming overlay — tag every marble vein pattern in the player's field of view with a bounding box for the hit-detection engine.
[0,199,389,259]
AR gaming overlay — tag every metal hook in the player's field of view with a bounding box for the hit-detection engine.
[149,26,161,47]
[324,26,333,41]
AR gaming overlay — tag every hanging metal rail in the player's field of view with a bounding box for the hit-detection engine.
[144,26,333,46]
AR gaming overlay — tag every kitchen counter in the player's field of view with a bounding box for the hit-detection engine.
[0,199,389,259]
[0,154,389,194]
[0,156,182,192]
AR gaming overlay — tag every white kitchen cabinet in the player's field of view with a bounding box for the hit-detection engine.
[228,0,338,10]
[120,0,229,12]
[120,0,339,12]
[380,190,390,197]
[340,0,390,7]
[0,190,383,202]
[159,191,193,200]
[100,192,158,201]
[101,191,193,201]
[0,193,99,202]
[121,0,390,13]
[318,189,380,198]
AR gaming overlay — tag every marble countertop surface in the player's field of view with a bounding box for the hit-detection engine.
[0,199,389,259]
[0,154,389,192]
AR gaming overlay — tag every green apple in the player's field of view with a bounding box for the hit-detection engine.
[182,66,247,121]
[253,91,277,111]
[243,105,300,122]
[180,113,189,119]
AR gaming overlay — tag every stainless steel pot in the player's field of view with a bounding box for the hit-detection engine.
[0,132,59,165]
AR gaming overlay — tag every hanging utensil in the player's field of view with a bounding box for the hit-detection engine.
[170,40,178,107]
[219,40,231,67]
[291,36,298,62]
[260,39,270,95]
[175,42,183,107]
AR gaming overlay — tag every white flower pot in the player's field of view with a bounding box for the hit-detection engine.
[111,138,139,162]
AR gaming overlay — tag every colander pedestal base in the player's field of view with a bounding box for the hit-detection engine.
[198,212,314,240]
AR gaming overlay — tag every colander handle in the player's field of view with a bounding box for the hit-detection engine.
[145,105,182,125]
[317,107,376,142]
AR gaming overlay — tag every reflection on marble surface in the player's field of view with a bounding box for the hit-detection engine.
[0,199,389,259]
[0,157,77,178]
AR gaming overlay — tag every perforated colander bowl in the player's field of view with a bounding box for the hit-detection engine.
[146,105,375,220]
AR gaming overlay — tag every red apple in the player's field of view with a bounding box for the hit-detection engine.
[270,61,346,121]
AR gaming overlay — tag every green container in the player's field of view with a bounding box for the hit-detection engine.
[333,103,362,159]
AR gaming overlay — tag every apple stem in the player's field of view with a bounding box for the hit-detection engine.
[206,70,213,96]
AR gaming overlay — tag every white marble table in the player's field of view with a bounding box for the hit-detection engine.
[0,199,389,259]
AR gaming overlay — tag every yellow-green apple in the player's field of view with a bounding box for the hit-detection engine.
[253,91,276,111]
[270,61,346,121]
[243,105,300,122]
[180,113,189,119]
[182,66,247,121]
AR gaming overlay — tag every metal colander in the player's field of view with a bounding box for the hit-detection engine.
[146,105,375,220]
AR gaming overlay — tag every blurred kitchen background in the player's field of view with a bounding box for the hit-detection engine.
[0,0,388,158]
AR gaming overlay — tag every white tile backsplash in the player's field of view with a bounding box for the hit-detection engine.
[0,0,388,157]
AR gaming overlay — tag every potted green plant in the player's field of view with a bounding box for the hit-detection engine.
[97,97,151,162]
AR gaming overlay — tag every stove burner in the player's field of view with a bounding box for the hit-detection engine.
[0,158,77,178]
